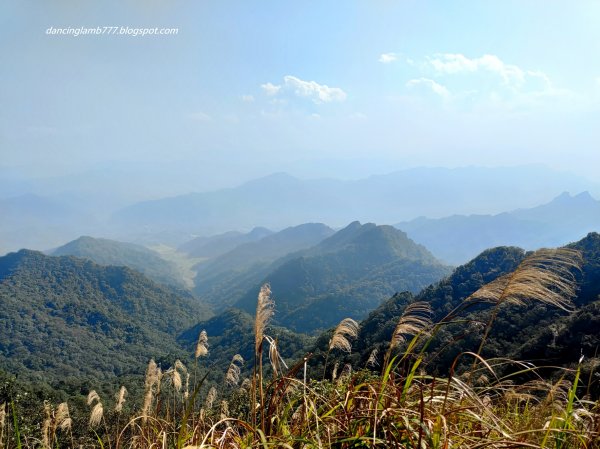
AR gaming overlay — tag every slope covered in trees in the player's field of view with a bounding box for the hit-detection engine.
[311,234,600,383]
[193,223,335,309]
[233,222,452,332]
[0,250,211,395]
[52,236,187,288]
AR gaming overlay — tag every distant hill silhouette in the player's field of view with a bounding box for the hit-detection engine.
[396,191,600,264]
[110,167,600,237]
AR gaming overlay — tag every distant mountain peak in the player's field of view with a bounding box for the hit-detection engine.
[551,191,596,204]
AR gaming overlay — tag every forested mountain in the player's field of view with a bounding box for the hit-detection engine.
[397,191,600,264]
[52,236,187,288]
[0,250,211,395]
[178,227,273,258]
[311,233,600,381]
[193,223,335,308]
[233,222,452,332]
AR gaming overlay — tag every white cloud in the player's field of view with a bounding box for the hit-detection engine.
[187,112,211,121]
[261,82,281,96]
[406,78,450,98]
[241,94,255,102]
[283,75,347,103]
[427,53,529,87]
[261,76,346,104]
[407,53,577,111]
[378,53,398,64]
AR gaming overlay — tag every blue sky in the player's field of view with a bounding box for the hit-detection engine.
[1,1,600,189]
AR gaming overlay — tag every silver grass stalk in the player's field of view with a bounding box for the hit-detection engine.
[329,318,359,353]
[391,301,432,348]
[331,362,339,381]
[167,368,182,392]
[240,378,251,391]
[265,335,288,377]
[195,330,209,358]
[114,386,127,413]
[226,354,244,386]
[42,402,51,449]
[175,359,188,374]
[86,390,100,406]
[205,386,217,409]
[0,402,6,446]
[142,359,159,421]
[89,402,103,428]
[338,364,352,384]
[467,248,582,311]
[254,283,274,354]
[56,402,71,431]
[184,373,190,401]
[367,348,379,367]
[220,400,229,420]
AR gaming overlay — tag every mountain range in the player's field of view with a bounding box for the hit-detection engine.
[110,166,600,240]
[192,223,336,307]
[397,191,600,264]
[231,222,451,332]
[3,166,599,254]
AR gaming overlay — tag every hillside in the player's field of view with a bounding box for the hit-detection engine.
[178,227,273,258]
[0,250,211,395]
[314,233,600,379]
[193,223,335,308]
[233,222,452,332]
[53,235,187,288]
[397,191,600,264]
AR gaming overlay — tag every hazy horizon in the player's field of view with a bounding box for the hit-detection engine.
[2,1,600,192]
[2,1,600,253]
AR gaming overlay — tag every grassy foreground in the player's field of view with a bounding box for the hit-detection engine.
[1,248,599,448]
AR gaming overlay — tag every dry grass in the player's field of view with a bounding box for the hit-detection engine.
[3,261,599,449]
[467,248,582,311]
[329,318,360,353]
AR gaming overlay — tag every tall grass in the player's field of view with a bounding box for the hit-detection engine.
[2,252,599,448]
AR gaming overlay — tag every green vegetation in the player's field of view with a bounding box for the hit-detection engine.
[2,242,599,448]
[193,223,335,309]
[1,233,600,448]
[0,250,211,397]
[52,236,188,289]
[233,222,451,332]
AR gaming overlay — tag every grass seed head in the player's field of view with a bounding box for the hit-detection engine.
[391,301,432,348]
[467,248,582,311]
[114,386,127,413]
[89,402,103,428]
[254,283,274,354]
[329,318,359,353]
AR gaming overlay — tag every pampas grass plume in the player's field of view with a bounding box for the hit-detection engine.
[329,318,359,353]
